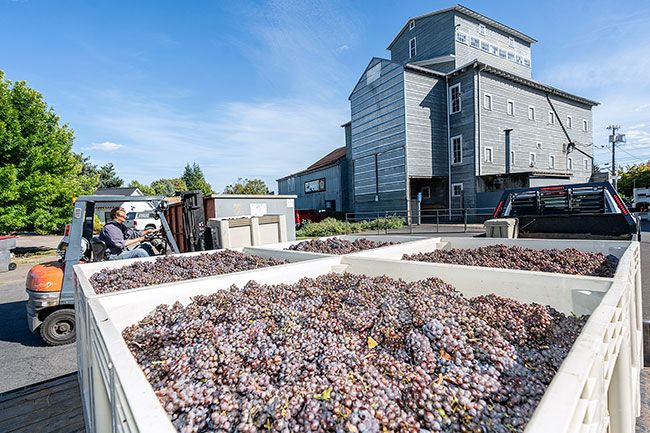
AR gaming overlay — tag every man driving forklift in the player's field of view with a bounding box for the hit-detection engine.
[99,206,157,260]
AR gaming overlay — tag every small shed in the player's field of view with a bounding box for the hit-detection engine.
[94,187,153,223]
[277,146,349,212]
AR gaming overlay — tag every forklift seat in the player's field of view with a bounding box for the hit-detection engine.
[90,237,107,262]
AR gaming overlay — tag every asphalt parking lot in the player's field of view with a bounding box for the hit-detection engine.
[0,236,76,393]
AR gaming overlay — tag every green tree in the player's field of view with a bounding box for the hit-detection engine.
[181,163,212,196]
[128,180,156,196]
[0,71,96,233]
[223,178,271,195]
[97,162,123,188]
[150,178,187,196]
[617,162,650,198]
[76,153,100,193]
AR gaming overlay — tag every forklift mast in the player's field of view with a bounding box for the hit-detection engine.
[177,191,206,252]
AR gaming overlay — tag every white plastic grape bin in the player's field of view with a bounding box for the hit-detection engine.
[74,246,327,303]
[74,246,329,433]
[73,239,642,433]
[244,234,439,260]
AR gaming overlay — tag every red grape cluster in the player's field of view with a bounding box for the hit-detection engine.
[90,250,287,294]
[403,245,618,277]
[123,273,587,433]
[287,238,396,255]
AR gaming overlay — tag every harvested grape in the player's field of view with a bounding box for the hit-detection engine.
[123,273,587,433]
[403,244,618,277]
[287,237,396,254]
[90,250,287,294]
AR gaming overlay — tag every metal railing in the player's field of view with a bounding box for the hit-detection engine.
[344,207,495,234]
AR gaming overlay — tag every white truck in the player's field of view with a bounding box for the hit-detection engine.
[633,187,650,221]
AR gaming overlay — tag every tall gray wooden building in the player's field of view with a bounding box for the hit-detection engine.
[280,4,598,215]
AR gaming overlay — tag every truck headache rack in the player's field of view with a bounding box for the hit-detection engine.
[493,182,638,240]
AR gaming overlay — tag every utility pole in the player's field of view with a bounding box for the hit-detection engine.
[607,125,625,190]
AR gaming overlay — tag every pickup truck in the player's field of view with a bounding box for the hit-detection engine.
[492,181,640,240]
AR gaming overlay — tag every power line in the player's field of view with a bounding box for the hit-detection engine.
[617,147,647,163]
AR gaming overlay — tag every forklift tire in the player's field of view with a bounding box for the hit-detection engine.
[40,308,76,346]
[8,262,16,271]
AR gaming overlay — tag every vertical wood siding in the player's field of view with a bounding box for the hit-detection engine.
[350,59,407,213]
[390,12,455,65]
[448,71,477,208]
[404,70,448,177]
[478,72,593,183]
[277,164,344,211]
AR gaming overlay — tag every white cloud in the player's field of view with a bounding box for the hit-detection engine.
[541,45,650,91]
[72,1,360,192]
[89,141,124,151]
[78,91,348,192]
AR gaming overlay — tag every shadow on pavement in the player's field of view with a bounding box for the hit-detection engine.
[0,300,47,347]
[11,246,55,255]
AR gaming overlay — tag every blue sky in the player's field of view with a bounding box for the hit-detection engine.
[2,0,649,191]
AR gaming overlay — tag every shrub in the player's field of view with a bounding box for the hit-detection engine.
[296,216,405,237]
[93,214,104,234]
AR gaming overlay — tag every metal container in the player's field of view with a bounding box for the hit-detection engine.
[0,236,17,272]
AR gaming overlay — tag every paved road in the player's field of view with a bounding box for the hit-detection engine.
[0,236,76,393]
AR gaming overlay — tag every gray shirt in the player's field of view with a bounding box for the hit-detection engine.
[99,221,143,255]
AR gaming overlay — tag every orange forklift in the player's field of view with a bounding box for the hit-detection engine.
[25,195,179,345]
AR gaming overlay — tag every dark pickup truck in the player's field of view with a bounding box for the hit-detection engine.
[492,182,640,240]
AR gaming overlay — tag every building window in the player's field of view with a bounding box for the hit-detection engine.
[498,48,507,59]
[452,183,464,197]
[483,93,492,110]
[480,41,490,52]
[549,155,555,169]
[548,111,555,124]
[510,150,516,166]
[584,159,589,171]
[507,51,515,61]
[567,157,573,170]
[567,115,573,129]
[449,84,461,114]
[484,147,493,163]
[421,186,431,199]
[528,106,535,120]
[536,142,542,149]
[456,31,468,44]
[409,37,417,58]
[479,23,486,35]
[409,19,415,30]
[490,44,499,55]
[287,176,295,193]
[452,135,463,164]
[470,37,480,48]
[508,36,515,47]
[507,99,514,116]
[583,119,588,132]
[529,152,536,167]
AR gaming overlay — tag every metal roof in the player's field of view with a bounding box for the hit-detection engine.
[436,60,599,107]
[94,187,141,196]
[277,146,347,181]
[387,4,537,50]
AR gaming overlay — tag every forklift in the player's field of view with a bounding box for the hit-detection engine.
[25,195,180,346]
